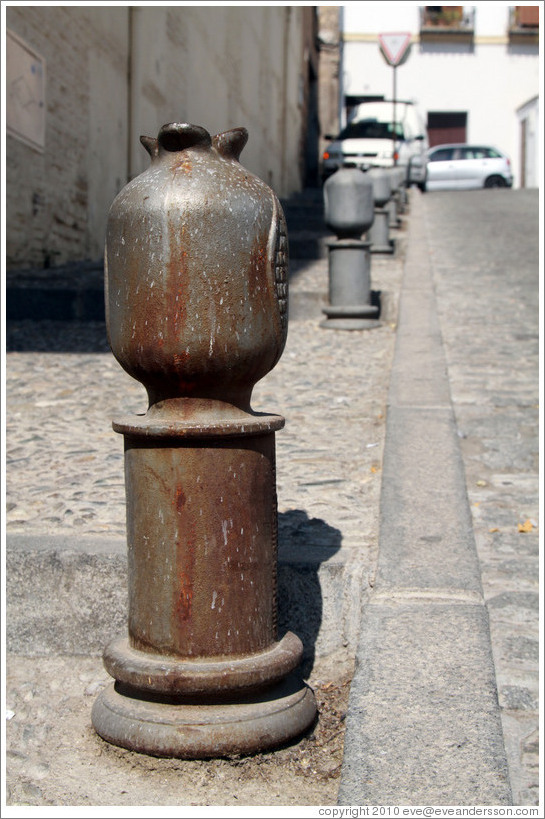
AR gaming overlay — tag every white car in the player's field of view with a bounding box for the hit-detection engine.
[322,100,428,184]
[417,144,513,191]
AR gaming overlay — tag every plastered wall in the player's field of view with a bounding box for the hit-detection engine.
[6,6,309,269]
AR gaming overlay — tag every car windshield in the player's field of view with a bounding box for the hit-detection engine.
[337,119,404,141]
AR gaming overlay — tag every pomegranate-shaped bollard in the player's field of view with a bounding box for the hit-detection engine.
[320,166,380,330]
[367,168,394,254]
[92,123,316,758]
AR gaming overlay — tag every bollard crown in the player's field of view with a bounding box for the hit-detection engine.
[105,123,288,421]
[323,166,374,239]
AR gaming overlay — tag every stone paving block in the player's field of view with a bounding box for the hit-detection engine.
[338,602,512,805]
[378,405,482,593]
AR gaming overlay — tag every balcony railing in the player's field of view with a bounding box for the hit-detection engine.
[419,6,475,40]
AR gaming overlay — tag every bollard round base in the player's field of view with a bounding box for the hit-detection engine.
[91,673,317,759]
[370,240,395,255]
[320,317,381,331]
[320,303,380,331]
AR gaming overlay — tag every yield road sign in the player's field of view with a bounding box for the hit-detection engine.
[378,32,411,66]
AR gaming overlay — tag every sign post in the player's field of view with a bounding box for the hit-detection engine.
[378,33,411,166]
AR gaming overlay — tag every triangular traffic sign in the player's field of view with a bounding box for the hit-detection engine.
[378,32,411,66]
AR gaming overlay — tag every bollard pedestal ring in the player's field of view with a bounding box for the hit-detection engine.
[101,631,305,696]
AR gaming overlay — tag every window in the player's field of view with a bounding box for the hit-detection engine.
[419,6,475,41]
[508,6,539,43]
[429,148,454,162]
[514,6,539,27]
[427,112,467,147]
[339,120,404,141]
[459,147,489,159]
[422,6,464,27]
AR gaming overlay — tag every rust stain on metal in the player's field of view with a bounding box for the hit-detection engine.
[175,569,193,623]
[175,484,186,513]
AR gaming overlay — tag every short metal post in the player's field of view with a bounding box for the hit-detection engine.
[397,165,409,210]
[92,123,316,758]
[386,168,401,229]
[367,169,395,255]
[320,166,380,330]
[387,167,405,227]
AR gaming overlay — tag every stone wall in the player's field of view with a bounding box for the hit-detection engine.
[6,6,314,269]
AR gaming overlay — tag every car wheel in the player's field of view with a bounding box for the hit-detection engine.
[484,175,507,188]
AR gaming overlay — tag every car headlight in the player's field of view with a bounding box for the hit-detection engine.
[323,148,341,161]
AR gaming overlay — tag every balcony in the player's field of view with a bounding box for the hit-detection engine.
[508,6,539,44]
[419,6,475,43]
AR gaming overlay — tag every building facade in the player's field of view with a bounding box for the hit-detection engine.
[5,5,318,270]
[340,3,540,188]
[317,6,343,162]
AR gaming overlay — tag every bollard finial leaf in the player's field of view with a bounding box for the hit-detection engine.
[212,128,248,161]
[140,135,159,158]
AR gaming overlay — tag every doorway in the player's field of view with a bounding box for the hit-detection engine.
[427,111,467,147]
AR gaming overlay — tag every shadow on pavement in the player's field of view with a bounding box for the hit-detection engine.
[6,319,111,354]
[277,509,342,678]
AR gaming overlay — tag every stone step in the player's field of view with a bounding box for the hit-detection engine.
[6,190,331,321]
[6,530,366,675]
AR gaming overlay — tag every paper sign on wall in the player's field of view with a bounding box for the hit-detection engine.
[6,29,46,151]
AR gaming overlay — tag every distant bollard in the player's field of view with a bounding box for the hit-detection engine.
[320,166,380,330]
[367,169,394,255]
[386,168,402,229]
[393,166,408,212]
[396,166,409,209]
[91,122,316,759]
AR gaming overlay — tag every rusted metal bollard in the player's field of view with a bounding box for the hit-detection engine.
[91,123,316,758]
[320,166,380,330]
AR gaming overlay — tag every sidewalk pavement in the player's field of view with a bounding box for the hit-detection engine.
[338,188,539,806]
[4,186,540,807]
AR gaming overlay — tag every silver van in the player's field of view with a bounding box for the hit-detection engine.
[322,100,428,183]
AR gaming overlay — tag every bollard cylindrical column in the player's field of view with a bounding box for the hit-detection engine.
[320,166,379,330]
[91,123,316,758]
[367,169,394,255]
